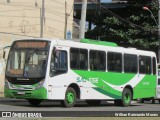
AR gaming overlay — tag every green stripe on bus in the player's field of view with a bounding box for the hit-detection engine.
[74,70,135,85]
[73,70,156,99]
[93,87,121,99]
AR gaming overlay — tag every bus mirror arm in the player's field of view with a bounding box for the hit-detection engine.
[3,51,6,59]
[3,46,11,61]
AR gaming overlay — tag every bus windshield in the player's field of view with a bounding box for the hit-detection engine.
[6,41,50,78]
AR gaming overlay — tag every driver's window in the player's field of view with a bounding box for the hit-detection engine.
[50,49,68,77]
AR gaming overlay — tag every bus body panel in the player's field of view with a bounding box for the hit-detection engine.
[4,38,157,105]
[47,69,156,100]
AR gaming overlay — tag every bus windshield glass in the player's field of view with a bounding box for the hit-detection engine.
[6,41,50,78]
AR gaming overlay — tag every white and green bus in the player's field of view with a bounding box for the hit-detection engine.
[4,38,157,107]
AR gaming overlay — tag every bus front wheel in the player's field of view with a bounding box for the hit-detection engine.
[122,88,132,107]
[28,99,42,106]
[61,87,77,108]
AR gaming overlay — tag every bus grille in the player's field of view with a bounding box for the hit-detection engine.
[6,76,44,85]
[12,92,32,98]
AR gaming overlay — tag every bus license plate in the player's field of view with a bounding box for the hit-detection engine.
[17,92,25,95]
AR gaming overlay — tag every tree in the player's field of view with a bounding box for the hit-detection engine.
[86,0,158,52]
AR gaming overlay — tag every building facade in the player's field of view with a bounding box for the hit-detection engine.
[0,0,74,48]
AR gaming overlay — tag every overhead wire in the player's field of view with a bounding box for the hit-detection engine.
[46,9,73,22]
[45,25,64,33]
[0,32,39,38]
[46,17,73,25]
[0,8,39,12]
[0,24,40,29]
[0,1,74,37]
[0,2,74,25]
[88,0,158,32]
[0,15,40,18]
[49,0,73,8]
[44,32,62,38]
[0,3,41,9]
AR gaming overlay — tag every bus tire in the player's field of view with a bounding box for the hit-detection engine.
[61,87,77,108]
[122,88,132,107]
[85,100,102,106]
[28,99,42,106]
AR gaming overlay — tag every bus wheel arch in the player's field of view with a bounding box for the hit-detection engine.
[68,83,80,99]
[124,85,133,98]
[61,83,80,108]
[122,85,133,107]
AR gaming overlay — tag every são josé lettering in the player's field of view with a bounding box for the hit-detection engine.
[77,77,98,83]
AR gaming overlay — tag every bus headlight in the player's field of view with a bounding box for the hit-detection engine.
[35,80,44,90]
[5,80,10,88]
[5,80,17,89]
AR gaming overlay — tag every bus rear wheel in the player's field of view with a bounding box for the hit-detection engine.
[122,88,132,107]
[86,100,102,106]
[28,99,42,106]
[61,87,77,108]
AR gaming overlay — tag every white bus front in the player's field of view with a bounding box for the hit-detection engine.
[4,40,50,106]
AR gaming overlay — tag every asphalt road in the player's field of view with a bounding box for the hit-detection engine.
[0,97,160,117]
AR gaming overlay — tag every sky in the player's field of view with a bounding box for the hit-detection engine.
[100,0,112,3]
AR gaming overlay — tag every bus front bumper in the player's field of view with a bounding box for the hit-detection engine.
[4,87,47,99]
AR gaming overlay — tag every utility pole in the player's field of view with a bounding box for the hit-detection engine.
[80,0,87,39]
[158,0,160,63]
[40,0,45,38]
[64,0,67,39]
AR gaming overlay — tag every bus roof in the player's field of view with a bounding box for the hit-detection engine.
[13,38,156,57]
[80,39,118,47]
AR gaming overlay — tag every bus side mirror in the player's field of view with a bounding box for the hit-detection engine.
[3,46,11,61]
[3,51,6,59]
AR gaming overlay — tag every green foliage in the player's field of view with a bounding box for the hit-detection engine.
[86,0,158,52]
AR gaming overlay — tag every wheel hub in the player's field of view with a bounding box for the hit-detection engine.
[67,92,74,104]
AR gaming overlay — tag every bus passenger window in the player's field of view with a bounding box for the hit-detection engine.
[107,53,114,71]
[107,52,122,72]
[70,48,88,70]
[70,48,79,69]
[124,54,137,73]
[139,56,151,74]
[146,57,151,74]
[89,50,106,71]
[79,49,88,70]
